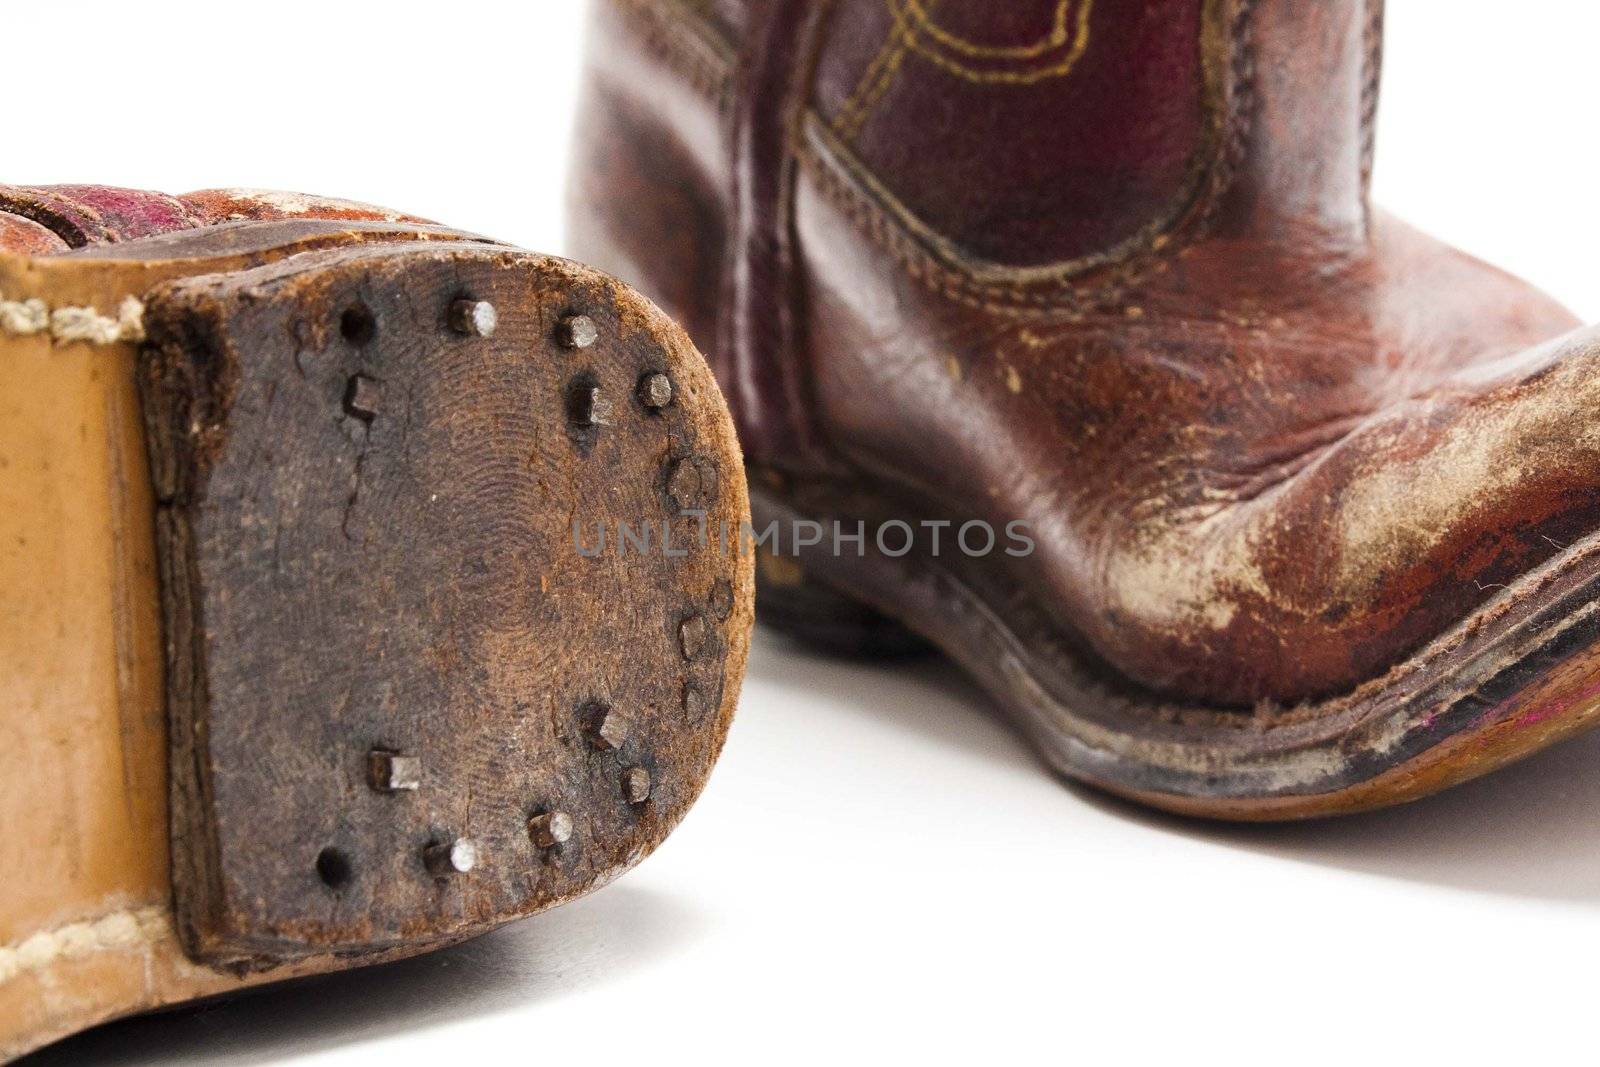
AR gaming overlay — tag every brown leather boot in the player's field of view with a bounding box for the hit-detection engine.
[0,185,751,1058]
[572,0,1600,819]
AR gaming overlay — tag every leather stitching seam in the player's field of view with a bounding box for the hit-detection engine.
[890,0,1095,85]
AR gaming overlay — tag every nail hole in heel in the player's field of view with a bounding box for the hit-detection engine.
[340,304,376,346]
[316,846,354,889]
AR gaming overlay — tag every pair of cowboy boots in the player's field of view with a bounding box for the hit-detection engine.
[7,0,1600,1057]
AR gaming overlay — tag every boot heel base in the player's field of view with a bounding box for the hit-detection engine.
[141,241,749,969]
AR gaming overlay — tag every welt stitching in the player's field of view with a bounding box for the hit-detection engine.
[932,489,1600,736]
[764,454,1600,736]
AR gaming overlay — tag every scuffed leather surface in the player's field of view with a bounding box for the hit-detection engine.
[0,185,203,246]
[798,180,1588,703]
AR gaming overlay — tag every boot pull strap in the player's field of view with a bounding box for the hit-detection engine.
[719,0,839,474]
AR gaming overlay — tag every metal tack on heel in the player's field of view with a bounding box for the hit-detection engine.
[557,313,598,349]
[529,811,575,849]
[449,298,497,337]
[423,838,479,876]
[638,372,675,409]
[569,382,614,428]
[622,767,652,805]
[584,703,629,751]
[367,750,422,793]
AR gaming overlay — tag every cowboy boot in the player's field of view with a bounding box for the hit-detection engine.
[571,0,1600,819]
[0,184,751,1059]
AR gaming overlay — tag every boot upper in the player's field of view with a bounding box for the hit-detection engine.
[554,0,1600,708]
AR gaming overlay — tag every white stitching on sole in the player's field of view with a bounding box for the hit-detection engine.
[0,906,168,985]
[0,293,146,345]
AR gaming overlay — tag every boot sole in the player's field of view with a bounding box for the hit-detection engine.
[0,222,751,1056]
[752,474,1600,820]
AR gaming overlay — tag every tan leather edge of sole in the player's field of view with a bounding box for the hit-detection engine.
[0,911,444,1063]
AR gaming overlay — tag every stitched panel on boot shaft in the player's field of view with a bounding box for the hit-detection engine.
[810,0,1209,269]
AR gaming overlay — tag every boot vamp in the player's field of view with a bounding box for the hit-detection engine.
[806,201,1596,707]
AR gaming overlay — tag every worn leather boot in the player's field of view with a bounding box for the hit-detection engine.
[0,185,751,1058]
[572,0,1600,819]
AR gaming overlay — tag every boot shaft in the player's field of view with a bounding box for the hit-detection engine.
[707,0,1380,262]
[808,0,1229,268]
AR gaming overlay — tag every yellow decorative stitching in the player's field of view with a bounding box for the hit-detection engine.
[907,0,1075,59]
[891,0,1095,85]
[833,0,929,142]
[834,18,904,129]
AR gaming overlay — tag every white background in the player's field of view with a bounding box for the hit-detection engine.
[14,2,1600,1064]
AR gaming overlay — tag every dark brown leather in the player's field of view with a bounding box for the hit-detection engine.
[719,0,838,468]
[574,0,1600,717]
